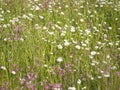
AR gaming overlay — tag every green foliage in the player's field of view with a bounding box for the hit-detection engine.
[0,0,120,90]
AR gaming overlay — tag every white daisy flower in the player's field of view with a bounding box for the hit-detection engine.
[75,45,80,49]
[1,66,7,70]
[91,51,97,56]
[57,57,63,63]
[11,71,16,75]
[57,44,63,49]
[68,87,76,90]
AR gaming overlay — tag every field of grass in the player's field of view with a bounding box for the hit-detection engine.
[0,0,120,90]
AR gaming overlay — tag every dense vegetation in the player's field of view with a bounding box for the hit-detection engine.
[0,0,120,90]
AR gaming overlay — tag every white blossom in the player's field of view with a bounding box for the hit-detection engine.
[1,66,7,70]
[11,71,16,75]
[77,79,81,84]
[57,44,63,49]
[57,57,63,63]
[75,45,80,49]
[91,51,97,56]
[68,87,76,90]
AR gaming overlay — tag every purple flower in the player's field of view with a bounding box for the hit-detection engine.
[44,85,50,90]
[0,85,5,90]
[44,83,62,90]
[117,71,120,76]
[51,83,62,90]
[27,73,32,80]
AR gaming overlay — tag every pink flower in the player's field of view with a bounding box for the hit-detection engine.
[44,83,62,90]
[117,71,120,76]
[51,83,62,90]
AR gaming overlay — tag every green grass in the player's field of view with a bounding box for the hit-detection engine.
[0,0,120,90]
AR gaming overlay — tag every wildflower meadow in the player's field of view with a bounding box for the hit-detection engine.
[0,0,120,90]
